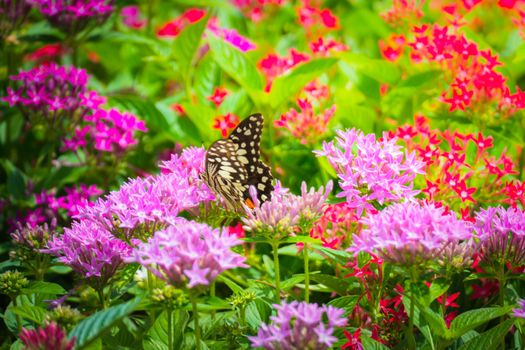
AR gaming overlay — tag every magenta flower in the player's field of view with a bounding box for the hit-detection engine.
[28,0,113,33]
[474,206,525,267]
[128,219,246,288]
[43,220,131,288]
[316,129,425,216]
[120,5,145,29]
[513,299,525,319]
[248,301,347,350]
[351,202,473,265]
[208,19,256,52]
[243,181,332,238]
[19,322,75,350]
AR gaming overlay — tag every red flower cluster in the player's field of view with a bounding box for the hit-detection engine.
[157,8,205,37]
[230,0,284,22]
[381,0,423,27]
[310,202,357,249]
[391,115,524,219]
[408,25,525,117]
[258,49,310,91]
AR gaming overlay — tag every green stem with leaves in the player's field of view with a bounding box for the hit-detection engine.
[304,243,310,303]
[272,241,281,303]
[407,266,417,350]
[190,293,201,350]
[13,296,22,333]
[97,288,106,309]
[167,308,173,350]
[498,263,507,350]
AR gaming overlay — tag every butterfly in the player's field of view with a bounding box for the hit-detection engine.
[201,113,274,211]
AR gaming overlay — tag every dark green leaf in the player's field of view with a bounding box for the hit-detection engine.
[246,298,271,329]
[143,310,189,350]
[310,274,349,295]
[281,274,305,291]
[69,298,141,349]
[10,305,46,324]
[1,160,26,200]
[22,281,67,296]
[457,318,514,350]
[328,295,358,315]
[450,307,512,338]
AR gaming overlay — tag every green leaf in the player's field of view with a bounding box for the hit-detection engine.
[457,318,514,350]
[269,58,338,108]
[328,295,358,315]
[342,53,401,84]
[1,159,26,200]
[208,34,264,99]
[194,55,221,105]
[10,305,46,324]
[180,102,216,142]
[407,298,449,338]
[22,281,67,296]
[109,94,171,132]
[246,298,271,329]
[310,274,349,295]
[312,245,352,265]
[450,307,512,338]
[216,275,244,294]
[281,274,305,291]
[361,334,391,350]
[173,16,209,75]
[399,70,442,88]
[69,298,141,349]
[143,310,189,350]
[418,278,450,307]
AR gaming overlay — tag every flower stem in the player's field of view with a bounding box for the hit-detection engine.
[407,267,417,350]
[13,297,22,333]
[97,288,106,309]
[498,264,507,350]
[190,293,201,350]
[167,308,173,350]
[304,243,310,303]
[272,242,281,303]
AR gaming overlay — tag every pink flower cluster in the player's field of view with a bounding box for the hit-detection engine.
[20,322,75,350]
[316,129,425,216]
[243,181,332,237]
[352,202,473,265]
[513,299,525,319]
[36,184,102,217]
[120,5,145,29]
[64,108,147,153]
[248,301,347,350]
[44,219,131,287]
[75,147,214,239]
[275,99,335,145]
[28,0,113,33]
[128,219,246,288]
[409,25,525,116]
[474,206,525,267]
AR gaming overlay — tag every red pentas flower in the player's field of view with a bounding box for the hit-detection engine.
[258,49,310,91]
[381,0,423,27]
[157,8,205,37]
[207,87,228,107]
[310,37,347,56]
[230,0,284,22]
[275,98,335,145]
[213,112,240,137]
[310,202,358,249]
[392,115,521,215]
[379,34,406,62]
[25,43,64,63]
[298,2,339,35]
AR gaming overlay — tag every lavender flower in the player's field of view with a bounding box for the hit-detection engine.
[351,202,473,265]
[513,299,525,319]
[19,322,75,350]
[128,219,246,289]
[243,181,332,239]
[75,147,213,240]
[315,129,425,216]
[474,206,525,267]
[43,220,131,288]
[0,0,31,39]
[248,301,347,350]
[28,0,113,34]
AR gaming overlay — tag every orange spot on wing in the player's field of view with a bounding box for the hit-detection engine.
[245,198,255,209]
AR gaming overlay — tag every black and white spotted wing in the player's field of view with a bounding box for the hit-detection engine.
[201,113,274,210]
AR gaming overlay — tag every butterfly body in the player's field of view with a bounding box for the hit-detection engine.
[201,113,274,210]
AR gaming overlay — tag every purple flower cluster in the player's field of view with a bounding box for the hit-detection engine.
[243,181,332,238]
[316,129,425,216]
[64,108,147,153]
[513,299,525,319]
[44,219,131,287]
[208,19,256,52]
[20,322,75,350]
[3,63,147,156]
[352,202,473,265]
[474,206,525,267]
[0,0,31,39]
[28,0,113,33]
[248,301,347,350]
[36,184,102,217]
[128,219,246,288]
[75,147,214,239]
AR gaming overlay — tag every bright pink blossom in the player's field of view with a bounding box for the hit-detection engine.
[20,322,75,350]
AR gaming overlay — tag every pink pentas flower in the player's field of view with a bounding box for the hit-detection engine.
[310,37,347,56]
[275,98,335,145]
[351,202,474,265]
[43,219,131,288]
[304,80,329,100]
[19,322,75,350]
[513,299,525,318]
[315,129,425,216]
[248,301,347,350]
[207,19,256,52]
[128,219,247,288]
